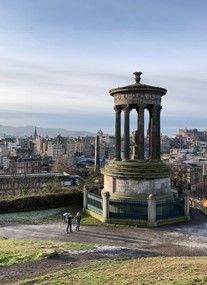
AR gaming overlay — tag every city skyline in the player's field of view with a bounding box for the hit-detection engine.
[0,0,207,137]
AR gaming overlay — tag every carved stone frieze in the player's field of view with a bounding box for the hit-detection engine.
[114,93,161,106]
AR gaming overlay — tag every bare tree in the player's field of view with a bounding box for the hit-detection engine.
[52,156,74,173]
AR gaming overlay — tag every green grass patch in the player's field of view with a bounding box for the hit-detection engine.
[10,256,207,285]
[1,238,207,285]
[0,238,95,266]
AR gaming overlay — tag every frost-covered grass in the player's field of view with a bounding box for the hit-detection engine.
[0,207,103,225]
[0,207,67,224]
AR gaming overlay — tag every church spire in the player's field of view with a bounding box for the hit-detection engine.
[34,126,38,138]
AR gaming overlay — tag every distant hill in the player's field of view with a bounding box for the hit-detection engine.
[0,125,95,138]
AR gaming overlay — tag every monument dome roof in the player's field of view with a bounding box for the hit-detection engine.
[109,72,167,96]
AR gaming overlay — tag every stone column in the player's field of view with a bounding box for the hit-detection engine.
[123,105,130,160]
[83,185,88,211]
[114,106,122,161]
[149,105,160,160]
[184,190,190,220]
[95,179,101,195]
[137,104,145,159]
[147,194,157,226]
[131,130,138,160]
[148,107,152,160]
[156,106,161,159]
[102,191,110,222]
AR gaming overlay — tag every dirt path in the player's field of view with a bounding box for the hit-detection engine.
[0,208,207,284]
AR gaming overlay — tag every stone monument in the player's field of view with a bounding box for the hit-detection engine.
[101,72,173,201]
[84,71,189,226]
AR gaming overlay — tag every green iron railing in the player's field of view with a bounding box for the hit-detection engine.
[109,199,148,220]
[156,199,185,220]
[87,191,185,223]
[87,192,102,215]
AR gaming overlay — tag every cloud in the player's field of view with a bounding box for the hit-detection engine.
[0,1,207,137]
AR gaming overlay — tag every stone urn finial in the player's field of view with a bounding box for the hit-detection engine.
[133,72,143,84]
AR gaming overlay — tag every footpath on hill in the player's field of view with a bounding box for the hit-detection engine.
[0,207,207,256]
[0,208,207,284]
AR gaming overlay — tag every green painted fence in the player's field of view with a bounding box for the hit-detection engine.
[156,199,185,220]
[109,199,148,220]
[87,192,102,215]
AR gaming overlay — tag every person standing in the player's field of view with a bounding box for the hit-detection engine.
[66,212,73,233]
[75,212,81,231]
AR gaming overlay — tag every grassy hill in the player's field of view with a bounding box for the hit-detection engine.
[0,238,207,285]
[0,208,207,284]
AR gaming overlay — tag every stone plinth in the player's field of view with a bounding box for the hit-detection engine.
[101,159,173,200]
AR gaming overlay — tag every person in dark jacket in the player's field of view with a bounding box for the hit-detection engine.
[66,212,73,233]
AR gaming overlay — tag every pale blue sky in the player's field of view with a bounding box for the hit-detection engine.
[0,0,207,136]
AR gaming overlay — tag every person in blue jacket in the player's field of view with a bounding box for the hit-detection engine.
[75,212,82,231]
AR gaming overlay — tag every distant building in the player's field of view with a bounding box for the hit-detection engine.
[0,143,9,170]
[9,156,42,174]
[168,161,203,192]
[0,172,80,191]
[160,135,170,153]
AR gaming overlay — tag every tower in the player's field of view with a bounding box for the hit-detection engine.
[94,132,100,170]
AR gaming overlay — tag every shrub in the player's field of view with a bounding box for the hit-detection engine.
[0,190,83,214]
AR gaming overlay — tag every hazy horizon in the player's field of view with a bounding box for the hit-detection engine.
[0,123,206,139]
